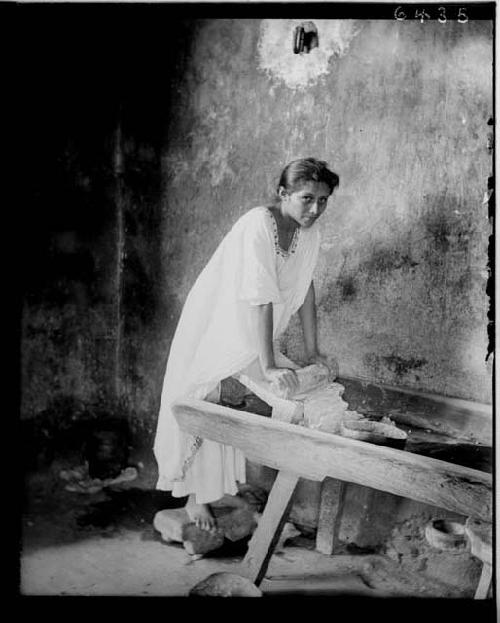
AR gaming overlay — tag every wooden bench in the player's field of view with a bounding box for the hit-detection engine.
[465,517,493,599]
[172,398,492,587]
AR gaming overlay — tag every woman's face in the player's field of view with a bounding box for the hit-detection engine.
[280,181,332,228]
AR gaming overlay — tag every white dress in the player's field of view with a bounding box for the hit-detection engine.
[153,206,321,503]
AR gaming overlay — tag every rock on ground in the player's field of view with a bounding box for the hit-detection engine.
[189,572,262,597]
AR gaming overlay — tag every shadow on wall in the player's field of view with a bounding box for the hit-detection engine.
[21,394,132,472]
[318,188,489,393]
[363,354,427,380]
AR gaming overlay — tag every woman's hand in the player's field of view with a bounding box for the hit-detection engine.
[306,351,339,381]
[263,366,299,394]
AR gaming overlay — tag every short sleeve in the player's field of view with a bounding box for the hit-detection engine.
[237,209,282,306]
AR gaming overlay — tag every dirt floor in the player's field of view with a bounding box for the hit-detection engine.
[19,455,490,601]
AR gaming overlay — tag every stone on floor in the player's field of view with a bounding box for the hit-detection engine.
[153,507,191,543]
[153,503,260,555]
[214,506,259,542]
[182,524,226,555]
[189,572,262,597]
[153,508,224,554]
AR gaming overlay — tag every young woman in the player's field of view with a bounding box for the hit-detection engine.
[154,158,339,531]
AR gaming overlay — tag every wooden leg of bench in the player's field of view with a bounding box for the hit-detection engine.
[316,478,346,555]
[474,563,492,599]
[241,470,299,586]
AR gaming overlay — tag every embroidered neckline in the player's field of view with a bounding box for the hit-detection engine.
[265,207,299,258]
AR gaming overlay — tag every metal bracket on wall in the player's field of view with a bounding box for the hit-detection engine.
[293,22,319,55]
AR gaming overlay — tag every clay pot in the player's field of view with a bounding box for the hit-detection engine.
[424,519,467,551]
[340,418,408,449]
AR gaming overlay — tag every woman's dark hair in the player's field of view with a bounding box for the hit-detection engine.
[278,158,339,195]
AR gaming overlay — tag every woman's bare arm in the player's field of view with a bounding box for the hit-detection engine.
[298,282,318,359]
[252,302,298,392]
[298,281,339,377]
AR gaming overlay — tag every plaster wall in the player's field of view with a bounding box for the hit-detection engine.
[21,17,492,438]
[161,18,493,404]
[20,20,171,438]
[158,20,492,591]
[19,16,492,593]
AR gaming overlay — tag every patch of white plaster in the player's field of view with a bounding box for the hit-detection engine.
[163,104,236,187]
[448,39,492,96]
[320,241,336,251]
[163,144,235,188]
[203,143,236,187]
[258,20,361,90]
[163,153,190,181]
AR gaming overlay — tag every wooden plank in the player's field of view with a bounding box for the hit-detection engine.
[341,375,491,414]
[172,399,492,521]
[315,478,346,555]
[474,564,492,599]
[241,470,299,585]
[339,377,492,446]
[465,518,492,565]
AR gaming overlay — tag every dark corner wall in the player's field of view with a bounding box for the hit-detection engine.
[20,8,191,456]
[20,9,493,465]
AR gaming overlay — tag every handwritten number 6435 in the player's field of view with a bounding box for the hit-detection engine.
[394,6,469,23]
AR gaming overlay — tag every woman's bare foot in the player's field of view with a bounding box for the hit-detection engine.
[186,494,218,532]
